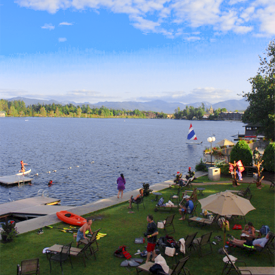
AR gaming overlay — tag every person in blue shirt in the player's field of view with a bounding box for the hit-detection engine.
[179,196,194,220]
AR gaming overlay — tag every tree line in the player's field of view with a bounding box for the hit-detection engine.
[174,103,228,120]
[0,100,168,119]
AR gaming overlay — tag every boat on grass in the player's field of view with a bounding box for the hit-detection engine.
[56,211,86,226]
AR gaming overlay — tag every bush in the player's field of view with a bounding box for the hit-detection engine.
[195,159,208,172]
[215,161,230,175]
[230,140,252,166]
[262,143,275,172]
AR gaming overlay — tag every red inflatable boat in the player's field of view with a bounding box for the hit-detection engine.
[56,211,86,226]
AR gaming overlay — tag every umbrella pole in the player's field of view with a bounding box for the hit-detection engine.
[223,228,226,248]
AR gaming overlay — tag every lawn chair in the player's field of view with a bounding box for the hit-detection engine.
[48,242,73,274]
[185,176,195,189]
[192,231,213,257]
[132,195,145,211]
[179,232,198,255]
[17,258,40,275]
[229,232,274,265]
[269,180,275,191]
[69,242,92,267]
[136,256,190,275]
[182,188,198,203]
[223,248,275,275]
[187,203,198,218]
[162,214,175,234]
[237,186,251,198]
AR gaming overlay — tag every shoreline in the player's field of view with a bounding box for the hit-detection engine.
[3,172,273,236]
[14,171,206,235]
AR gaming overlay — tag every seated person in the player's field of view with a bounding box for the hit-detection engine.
[186,167,195,180]
[128,189,143,209]
[179,196,194,221]
[241,222,256,240]
[230,232,271,248]
[174,172,183,185]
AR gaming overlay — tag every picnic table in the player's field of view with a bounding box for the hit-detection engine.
[197,188,205,196]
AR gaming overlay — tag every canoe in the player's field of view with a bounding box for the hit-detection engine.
[16,169,31,176]
[56,211,86,226]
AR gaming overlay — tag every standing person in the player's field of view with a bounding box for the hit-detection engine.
[20,160,27,173]
[117,173,126,198]
[76,218,93,246]
[145,215,158,263]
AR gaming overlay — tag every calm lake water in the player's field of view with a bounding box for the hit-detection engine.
[0,118,244,206]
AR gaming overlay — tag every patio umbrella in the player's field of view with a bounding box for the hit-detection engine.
[216,139,235,147]
[199,191,256,249]
[199,191,255,216]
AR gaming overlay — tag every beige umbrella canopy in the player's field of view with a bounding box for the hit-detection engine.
[199,191,255,216]
[216,139,235,147]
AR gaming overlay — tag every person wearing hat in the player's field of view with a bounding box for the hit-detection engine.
[179,196,194,220]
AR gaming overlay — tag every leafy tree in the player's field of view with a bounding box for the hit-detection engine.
[40,106,47,117]
[55,107,60,117]
[242,40,275,140]
[8,106,18,116]
[262,143,275,172]
[76,107,82,117]
[230,140,252,166]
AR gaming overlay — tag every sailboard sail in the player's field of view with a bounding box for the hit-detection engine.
[187,124,197,140]
[186,124,202,144]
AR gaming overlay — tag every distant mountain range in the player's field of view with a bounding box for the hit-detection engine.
[6,97,249,113]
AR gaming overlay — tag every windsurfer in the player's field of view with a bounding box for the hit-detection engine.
[20,160,27,173]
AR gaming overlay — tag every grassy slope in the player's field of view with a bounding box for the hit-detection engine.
[0,183,274,275]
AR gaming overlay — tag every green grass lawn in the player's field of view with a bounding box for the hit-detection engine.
[0,183,274,275]
[193,175,231,183]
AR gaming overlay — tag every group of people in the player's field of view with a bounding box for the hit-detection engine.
[230,222,270,249]
[173,167,195,187]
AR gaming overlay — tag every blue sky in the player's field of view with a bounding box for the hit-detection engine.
[0,0,274,104]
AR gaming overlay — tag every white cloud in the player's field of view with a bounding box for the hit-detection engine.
[15,0,275,37]
[185,36,201,41]
[59,22,73,26]
[58,37,67,42]
[41,23,55,30]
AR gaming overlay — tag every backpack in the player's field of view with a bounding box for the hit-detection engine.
[260,225,270,236]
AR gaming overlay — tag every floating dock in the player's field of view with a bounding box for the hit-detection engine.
[0,175,33,186]
[0,196,70,219]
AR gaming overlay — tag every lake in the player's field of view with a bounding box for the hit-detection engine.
[0,118,244,206]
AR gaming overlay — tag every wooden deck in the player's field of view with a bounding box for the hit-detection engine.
[0,174,33,186]
[0,197,70,219]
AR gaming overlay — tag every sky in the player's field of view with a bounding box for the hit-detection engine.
[0,0,274,104]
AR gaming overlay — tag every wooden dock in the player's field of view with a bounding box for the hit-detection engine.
[0,175,33,186]
[0,196,70,219]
